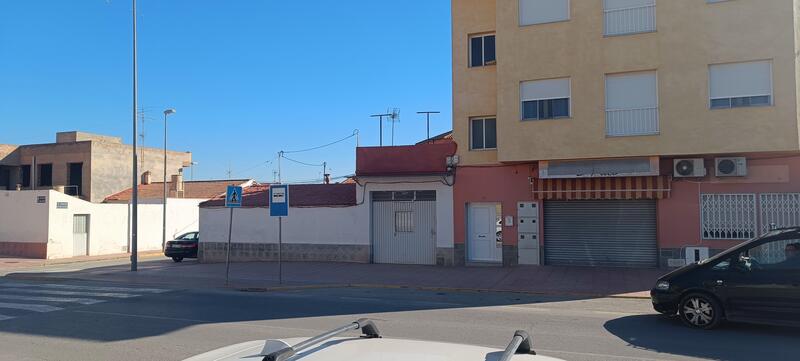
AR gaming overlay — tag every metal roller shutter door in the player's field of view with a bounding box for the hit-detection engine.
[544,200,657,268]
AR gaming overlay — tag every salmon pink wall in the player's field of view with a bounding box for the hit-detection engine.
[658,155,800,251]
[453,164,536,246]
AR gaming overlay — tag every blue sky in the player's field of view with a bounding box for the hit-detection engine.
[0,1,452,183]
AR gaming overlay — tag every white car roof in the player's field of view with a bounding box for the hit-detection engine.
[184,337,564,361]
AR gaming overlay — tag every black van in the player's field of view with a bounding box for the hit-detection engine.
[651,228,800,329]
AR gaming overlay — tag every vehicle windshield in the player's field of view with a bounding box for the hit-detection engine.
[699,229,797,265]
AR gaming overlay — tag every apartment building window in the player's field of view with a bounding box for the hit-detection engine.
[701,194,757,240]
[471,117,497,150]
[470,34,496,67]
[605,71,659,136]
[519,0,569,26]
[604,0,656,36]
[20,165,31,188]
[38,164,53,187]
[709,60,773,109]
[521,78,570,120]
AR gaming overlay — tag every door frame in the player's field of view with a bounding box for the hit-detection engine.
[467,202,502,263]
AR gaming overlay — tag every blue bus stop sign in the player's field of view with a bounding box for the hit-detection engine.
[225,186,243,208]
[269,185,289,217]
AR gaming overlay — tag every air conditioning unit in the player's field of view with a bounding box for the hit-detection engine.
[715,157,747,177]
[673,159,707,178]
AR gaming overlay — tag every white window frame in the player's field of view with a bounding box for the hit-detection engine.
[700,193,757,240]
[708,60,774,110]
[519,0,570,27]
[470,117,497,151]
[469,33,496,68]
[520,78,572,121]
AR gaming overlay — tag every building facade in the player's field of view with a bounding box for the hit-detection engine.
[0,131,192,202]
[452,0,800,268]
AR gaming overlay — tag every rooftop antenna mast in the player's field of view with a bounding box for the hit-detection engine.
[417,111,440,143]
[388,108,400,146]
[369,112,392,146]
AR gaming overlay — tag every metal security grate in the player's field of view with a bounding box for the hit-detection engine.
[701,194,757,240]
[606,107,659,137]
[759,193,800,234]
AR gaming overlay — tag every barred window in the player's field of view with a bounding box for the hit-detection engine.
[395,211,414,233]
[759,193,800,234]
[701,194,757,240]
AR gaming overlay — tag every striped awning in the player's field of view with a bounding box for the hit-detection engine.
[532,176,671,200]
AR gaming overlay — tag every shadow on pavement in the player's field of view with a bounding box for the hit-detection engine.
[0,259,675,345]
[604,314,800,361]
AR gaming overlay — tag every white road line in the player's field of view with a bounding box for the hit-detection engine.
[0,302,63,313]
[2,282,168,293]
[0,314,14,321]
[0,288,139,298]
[0,294,104,305]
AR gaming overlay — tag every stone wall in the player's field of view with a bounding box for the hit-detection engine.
[199,242,370,263]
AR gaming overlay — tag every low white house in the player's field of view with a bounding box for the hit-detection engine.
[197,141,458,266]
[0,190,200,259]
[0,177,251,259]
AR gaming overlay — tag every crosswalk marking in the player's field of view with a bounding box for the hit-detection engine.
[0,288,139,299]
[0,302,63,313]
[0,314,14,321]
[1,283,169,294]
[0,294,104,305]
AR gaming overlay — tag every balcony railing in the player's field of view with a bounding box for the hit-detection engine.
[606,107,659,137]
[604,4,656,36]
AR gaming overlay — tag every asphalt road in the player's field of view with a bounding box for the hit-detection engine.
[0,278,797,361]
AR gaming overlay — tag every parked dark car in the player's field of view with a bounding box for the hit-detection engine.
[164,232,199,262]
[651,227,800,329]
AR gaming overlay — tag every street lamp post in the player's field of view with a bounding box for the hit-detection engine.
[162,108,176,251]
[131,0,139,272]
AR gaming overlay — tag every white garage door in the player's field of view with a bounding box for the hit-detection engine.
[544,200,657,268]
[371,191,436,265]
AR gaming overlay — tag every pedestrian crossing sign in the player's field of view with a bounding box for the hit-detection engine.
[226,186,243,208]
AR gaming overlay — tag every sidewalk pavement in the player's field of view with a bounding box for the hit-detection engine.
[0,251,162,274]
[4,258,665,299]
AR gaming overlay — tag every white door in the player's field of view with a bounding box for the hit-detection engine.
[468,203,502,263]
[73,214,89,257]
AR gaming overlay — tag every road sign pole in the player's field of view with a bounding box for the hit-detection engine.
[278,216,282,285]
[225,207,233,286]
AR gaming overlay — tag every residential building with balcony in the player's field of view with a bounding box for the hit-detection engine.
[451,0,800,268]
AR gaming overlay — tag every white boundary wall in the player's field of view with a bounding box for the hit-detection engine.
[199,205,369,246]
[0,190,201,259]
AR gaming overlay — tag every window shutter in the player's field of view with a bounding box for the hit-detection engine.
[521,78,571,101]
[709,61,772,99]
[520,0,569,26]
[606,72,657,110]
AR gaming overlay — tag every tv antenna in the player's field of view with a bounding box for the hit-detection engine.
[387,108,400,146]
[370,111,392,146]
[417,111,440,143]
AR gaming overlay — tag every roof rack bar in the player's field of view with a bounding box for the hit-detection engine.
[498,330,535,361]
[263,319,381,361]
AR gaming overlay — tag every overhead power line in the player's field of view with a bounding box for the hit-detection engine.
[282,130,358,154]
[281,155,325,168]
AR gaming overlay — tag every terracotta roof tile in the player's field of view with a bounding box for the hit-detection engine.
[200,183,356,208]
[104,179,251,202]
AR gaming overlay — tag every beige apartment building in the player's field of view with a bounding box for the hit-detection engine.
[451,0,800,268]
[0,131,192,203]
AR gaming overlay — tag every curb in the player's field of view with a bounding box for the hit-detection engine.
[344,283,651,300]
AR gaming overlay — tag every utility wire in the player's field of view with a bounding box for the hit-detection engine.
[282,130,358,154]
[281,154,325,167]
